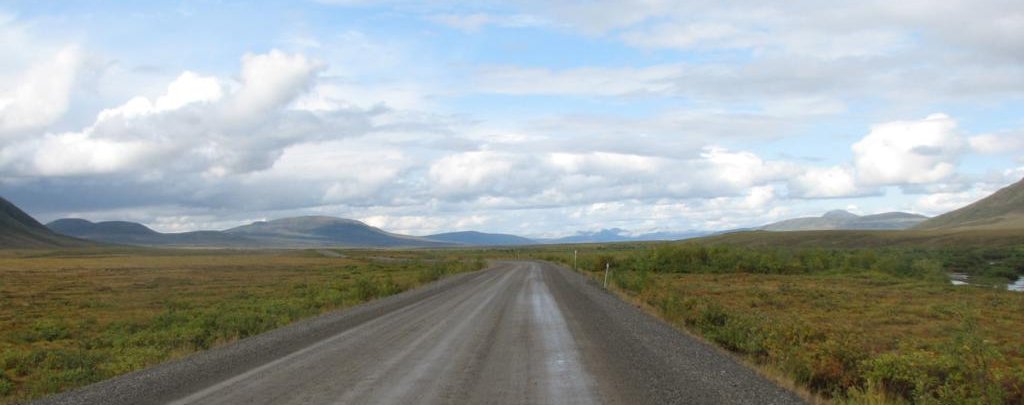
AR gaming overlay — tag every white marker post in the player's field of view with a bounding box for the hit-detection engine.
[603,262,610,288]
[573,250,578,271]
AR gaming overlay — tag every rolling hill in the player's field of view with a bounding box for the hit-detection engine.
[224,216,451,248]
[0,197,93,248]
[915,177,1024,230]
[424,231,535,246]
[47,219,257,247]
[759,210,928,231]
[48,216,456,248]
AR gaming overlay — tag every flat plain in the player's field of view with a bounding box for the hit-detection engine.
[0,248,481,404]
[547,240,1024,404]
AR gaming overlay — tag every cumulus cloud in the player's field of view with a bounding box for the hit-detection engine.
[0,132,156,176]
[913,186,996,216]
[96,71,224,121]
[0,46,81,136]
[969,133,1024,154]
[428,151,553,200]
[225,50,323,123]
[852,113,964,186]
[788,166,870,199]
[3,3,1022,236]
[423,146,797,208]
[0,50,343,179]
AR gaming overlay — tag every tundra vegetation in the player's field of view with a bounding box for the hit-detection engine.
[0,248,484,404]
[531,243,1024,404]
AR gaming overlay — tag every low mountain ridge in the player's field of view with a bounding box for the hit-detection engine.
[48,215,454,248]
[540,228,709,244]
[915,177,1024,230]
[760,210,928,231]
[424,231,535,246]
[225,216,449,248]
[1,197,93,248]
[47,218,257,247]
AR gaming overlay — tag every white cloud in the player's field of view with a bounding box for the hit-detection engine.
[0,46,81,136]
[699,147,796,190]
[155,72,224,111]
[428,13,548,32]
[3,3,1023,237]
[743,185,776,209]
[788,166,868,198]
[428,151,547,199]
[472,64,682,96]
[852,113,964,186]
[914,189,989,216]
[622,22,744,49]
[226,50,323,122]
[293,80,431,111]
[0,50,354,178]
[96,71,223,121]
[421,146,797,209]
[0,131,156,176]
[969,133,1024,154]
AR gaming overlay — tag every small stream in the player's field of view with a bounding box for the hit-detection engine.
[949,273,1024,292]
[1010,276,1024,292]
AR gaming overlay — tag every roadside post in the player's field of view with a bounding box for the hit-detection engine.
[573,250,578,271]
[604,262,610,288]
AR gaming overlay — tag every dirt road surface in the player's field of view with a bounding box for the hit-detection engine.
[37,261,804,405]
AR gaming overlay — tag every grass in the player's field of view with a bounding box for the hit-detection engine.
[550,241,1024,404]
[699,228,1024,249]
[0,248,484,404]
[4,238,1023,404]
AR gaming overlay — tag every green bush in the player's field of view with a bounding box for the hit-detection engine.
[861,321,1007,403]
[352,276,380,301]
[612,268,650,294]
[0,370,12,396]
[701,309,765,356]
[16,319,72,343]
[418,262,448,283]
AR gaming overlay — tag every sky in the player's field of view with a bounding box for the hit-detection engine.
[0,0,1022,237]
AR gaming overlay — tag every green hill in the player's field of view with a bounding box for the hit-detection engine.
[225,216,451,248]
[759,209,928,231]
[47,218,257,247]
[0,197,93,248]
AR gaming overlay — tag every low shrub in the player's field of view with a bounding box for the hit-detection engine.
[0,370,12,396]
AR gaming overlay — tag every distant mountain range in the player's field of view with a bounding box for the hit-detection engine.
[223,216,450,248]
[425,231,535,246]
[915,177,1024,230]
[48,216,458,248]
[0,197,93,248]
[43,215,709,248]
[758,210,928,231]
[7,177,1023,249]
[537,228,710,244]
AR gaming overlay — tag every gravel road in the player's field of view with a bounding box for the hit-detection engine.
[35,261,804,405]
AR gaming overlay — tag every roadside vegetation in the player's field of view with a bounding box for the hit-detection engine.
[0,248,484,404]
[4,240,1022,404]
[535,242,1024,404]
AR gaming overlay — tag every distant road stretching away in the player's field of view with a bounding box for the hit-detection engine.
[38,262,804,405]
